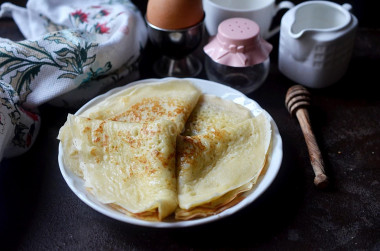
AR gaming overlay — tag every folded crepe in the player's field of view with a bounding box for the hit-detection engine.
[81,79,202,133]
[58,81,273,222]
[65,114,178,221]
[183,94,253,136]
[59,79,201,177]
[175,113,271,220]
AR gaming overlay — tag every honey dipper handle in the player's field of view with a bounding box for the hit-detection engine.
[295,108,329,189]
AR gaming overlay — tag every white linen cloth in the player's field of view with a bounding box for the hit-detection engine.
[0,0,147,160]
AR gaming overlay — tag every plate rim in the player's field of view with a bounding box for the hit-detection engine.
[58,77,283,228]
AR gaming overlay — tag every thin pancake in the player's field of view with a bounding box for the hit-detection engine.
[183,94,252,136]
[67,114,178,221]
[175,183,252,220]
[81,79,202,133]
[58,79,201,177]
[59,124,82,177]
[176,113,272,215]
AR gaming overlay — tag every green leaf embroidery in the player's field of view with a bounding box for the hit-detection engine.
[54,48,72,57]
[80,61,112,86]
[58,73,77,80]
[1,81,38,148]
[0,30,105,103]
[83,55,96,67]
[17,41,51,59]
[9,64,42,101]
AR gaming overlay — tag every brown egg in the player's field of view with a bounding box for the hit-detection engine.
[146,0,204,30]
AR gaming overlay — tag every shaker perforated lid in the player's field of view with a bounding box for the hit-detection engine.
[204,18,272,67]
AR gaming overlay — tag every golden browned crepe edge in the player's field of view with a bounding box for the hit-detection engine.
[174,142,272,221]
[67,115,179,221]
[175,113,272,220]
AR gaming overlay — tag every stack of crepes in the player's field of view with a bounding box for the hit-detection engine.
[58,79,272,221]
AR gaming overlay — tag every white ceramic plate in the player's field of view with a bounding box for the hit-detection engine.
[58,77,283,228]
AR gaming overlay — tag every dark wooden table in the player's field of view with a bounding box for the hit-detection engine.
[1,1,379,250]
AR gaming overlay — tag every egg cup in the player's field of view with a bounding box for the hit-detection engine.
[146,17,204,77]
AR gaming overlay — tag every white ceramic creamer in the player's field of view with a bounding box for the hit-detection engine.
[278,1,358,88]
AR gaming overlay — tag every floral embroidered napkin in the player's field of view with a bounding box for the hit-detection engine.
[0,0,147,160]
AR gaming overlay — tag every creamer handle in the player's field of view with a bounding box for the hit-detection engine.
[266,1,294,39]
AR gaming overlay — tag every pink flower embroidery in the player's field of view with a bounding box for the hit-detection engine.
[71,10,89,23]
[20,107,39,122]
[99,9,110,16]
[95,22,110,34]
[93,9,111,19]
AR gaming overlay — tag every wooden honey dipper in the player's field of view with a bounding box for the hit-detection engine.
[285,85,329,189]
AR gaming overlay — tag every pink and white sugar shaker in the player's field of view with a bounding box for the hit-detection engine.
[204,18,272,94]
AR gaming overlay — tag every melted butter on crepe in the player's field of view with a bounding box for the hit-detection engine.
[67,114,178,221]
[176,113,272,217]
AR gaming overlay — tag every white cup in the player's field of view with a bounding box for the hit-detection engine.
[203,0,294,39]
